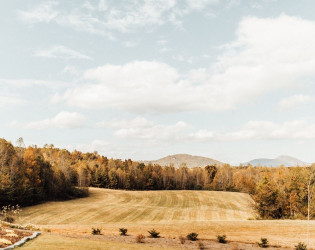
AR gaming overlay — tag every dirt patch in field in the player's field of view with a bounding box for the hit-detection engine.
[0,226,32,248]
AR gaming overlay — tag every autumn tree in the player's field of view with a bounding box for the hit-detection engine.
[253,176,283,219]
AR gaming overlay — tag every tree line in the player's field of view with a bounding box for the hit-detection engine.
[0,138,314,219]
[0,138,87,207]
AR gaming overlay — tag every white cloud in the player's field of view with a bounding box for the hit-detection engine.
[63,61,191,113]
[251,3,263,9]
[123,41,137,48]
[99,117,315,143]
[105,0,177,33]
[222,120,315,141]
[96,117,155,129]
[226,0,241,9]
[57,15,315,114]
[98,0,108,12]
[157,39,168,46]
[18,1,59,23]
[23,111,86,129]
[278,94,312,110]
[186,0,219,11]
[172,54,194,63]
[159,47,172,53]
[6,120,19,128]
[99,117,192,142]
[66,139,130,159]
[19,1,113,37]
[208,14,315,104]
[35,45,92,60]
[18,0,220,36]
[0,78,69,88]
[62,65,79,75]
[64,60,226,113]
[69,139,111,153]
[195,120,315,142]
[0,96,23,108]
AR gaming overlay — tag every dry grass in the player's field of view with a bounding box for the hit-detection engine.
[136,234,145,243]
[16,188,315,249]
[19,187,253,224]
[21,233,166,250]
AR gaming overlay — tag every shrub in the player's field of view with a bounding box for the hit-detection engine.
[136,234,145,243]
[197,241,205,250]
[1,205,21,223]
[217,234,227,244]
[148,229,160,238]
[3,216,14,223]
[119,228,128,236]
[179,236,186,244]
[1,221,39,231]
[24,223,40,231]
[295,242,307,250]
[91,228,102,235]
[258,238,269,248]
[187,232,198,241]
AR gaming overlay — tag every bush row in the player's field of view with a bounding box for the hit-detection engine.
[91,228,307,249]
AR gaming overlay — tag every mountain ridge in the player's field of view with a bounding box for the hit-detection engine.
[142,154,224,168]
[243,155,309,167]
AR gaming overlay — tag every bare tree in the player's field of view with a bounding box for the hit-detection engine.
[307,170,315,248]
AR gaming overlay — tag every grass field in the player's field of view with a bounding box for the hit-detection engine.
[19,188,254,224]
[22,233,167,250]
[17,188,315,249]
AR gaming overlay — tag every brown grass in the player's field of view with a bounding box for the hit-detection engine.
[22,233,165,250]
[136,234,145,243]
[19,188,253,225]
[16,188,315,249]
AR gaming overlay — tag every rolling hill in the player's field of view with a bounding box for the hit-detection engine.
[244,155,309,167]
[19,188,253,225]
[142,153,224,168]
[19,188,315,249]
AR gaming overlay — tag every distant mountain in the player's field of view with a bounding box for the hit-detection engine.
[143,154,224,168]
[244,155,309,167]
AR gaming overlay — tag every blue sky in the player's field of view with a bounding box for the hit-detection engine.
[1,0,315,164]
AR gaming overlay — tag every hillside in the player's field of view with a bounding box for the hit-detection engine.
[19,188,253,225]
[143,154,224,168]
[244,155,308,167]
[18,188,315,249]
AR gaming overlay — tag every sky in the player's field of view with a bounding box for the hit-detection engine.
[1,0,315,165]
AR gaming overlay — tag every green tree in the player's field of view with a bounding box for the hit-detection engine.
[253,176,282,219]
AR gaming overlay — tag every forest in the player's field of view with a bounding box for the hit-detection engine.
[0,138,314,219]
[0,138,88,207]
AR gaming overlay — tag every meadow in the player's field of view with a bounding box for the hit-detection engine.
[18,188,315,249]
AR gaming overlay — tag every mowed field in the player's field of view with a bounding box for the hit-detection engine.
[18,188,315,249]
[20,187,253,224]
